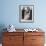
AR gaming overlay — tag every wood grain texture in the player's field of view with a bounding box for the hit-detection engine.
[24,32,45,46]
[2,32,23,46]
[2,32,45,46]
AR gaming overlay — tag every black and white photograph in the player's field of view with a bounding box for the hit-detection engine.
[19,5,34,23]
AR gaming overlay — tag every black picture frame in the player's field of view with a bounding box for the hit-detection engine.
[19,5,34,23]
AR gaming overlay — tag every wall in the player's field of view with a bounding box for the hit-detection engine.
[0,0,46,29]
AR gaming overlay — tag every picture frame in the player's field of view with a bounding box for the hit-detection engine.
[19,5,34,23]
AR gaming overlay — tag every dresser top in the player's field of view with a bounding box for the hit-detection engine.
[14,29,44,32]
[3,29,44,33]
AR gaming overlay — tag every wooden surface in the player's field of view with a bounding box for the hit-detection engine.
[2,31,45,46]
[24,32,45,46]
[3,32,24,46]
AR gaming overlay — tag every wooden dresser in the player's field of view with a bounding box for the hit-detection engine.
[2,31,45,46]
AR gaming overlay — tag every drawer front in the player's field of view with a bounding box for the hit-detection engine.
[24,36,32,46]
[3,36,23,46]
[24,32,44,36]
[3,35,23,44]
[24,32,45,46]
[3,43,23,46]
[32,44,44,46]
[3,32,23,36]
[32,36,45,44]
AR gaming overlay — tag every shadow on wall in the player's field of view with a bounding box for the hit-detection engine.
[0,24,7,43]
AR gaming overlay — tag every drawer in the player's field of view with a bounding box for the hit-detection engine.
[32,36,45,44]
[31,44,44,46]
[3,44,15,46]
[24,36,32,40]
[24,36,32,45]
[24,32,44,36]
[3,37,23,46]
[3,35,23,44]
[3,43,23,46]
[3,32,23,36]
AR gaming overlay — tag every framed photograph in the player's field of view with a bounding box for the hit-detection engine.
[19,5,34,23]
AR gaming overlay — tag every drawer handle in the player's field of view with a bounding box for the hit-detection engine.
[9,38,13,40]
[32,39,36,40]
[9,38,12,40]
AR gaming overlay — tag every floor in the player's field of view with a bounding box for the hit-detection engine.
[0,44,2,46]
